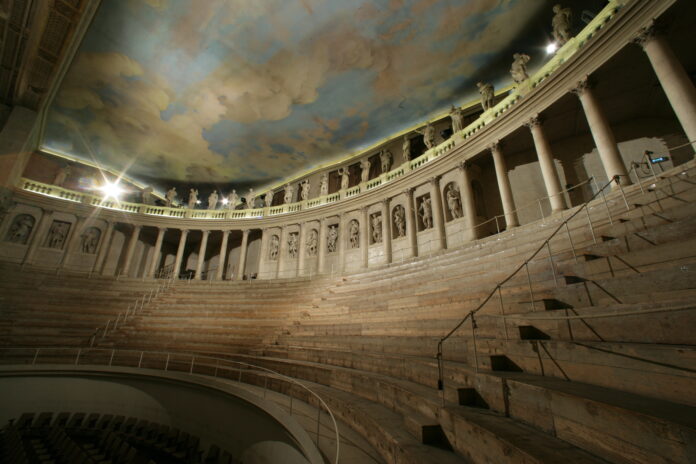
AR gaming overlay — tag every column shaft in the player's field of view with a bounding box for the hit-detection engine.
[121,225,142,277]
[298,223,307,276]
[491,144,519,229]
[381,199,392,264]
[257,229,268,279]
[195,231,210,280]
[216,230,230,280]
[237,229,250,280]
[93,221,115,274]
[405,189,418,257]
[338,214,346,272]
[147,227,166,278]
[528,119,567,211]
[276,227,287,278]
[430,177,446,250]
[23,210,53,265]
[318,220,327,273]
[457,164,479,240]
[360,209,369,268]
[58,216,86,269]
[173,229,189,279]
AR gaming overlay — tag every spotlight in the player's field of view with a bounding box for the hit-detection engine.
[99,182,124,200]
[196,200,201,204]
[221,198,229,205]
[546,42,558,54]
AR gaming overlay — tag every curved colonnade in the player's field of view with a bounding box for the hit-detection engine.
[2,0,695,282]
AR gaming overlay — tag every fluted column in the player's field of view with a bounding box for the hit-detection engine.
[276,226,287,278]
[22,210,53,265]
[338,214,346,272]
[360,208,369,268]
[195,230,210,280]
[318,219,327,273]
[93,221,115,274]
[121,225,142,277]
[147,227,167,278]
[457,162,479,240]
[216,230,230,280]
[404,188,418,257]
[490,142,519,229]
[526,116,567,211]
[236,229,250,280]
[636,24,696,153]
[58,216,87,269]
[173,229,189,279]
[429,176,447,250]
[298,223,307,276]
[573,78,630,186]
[381,198,392,264]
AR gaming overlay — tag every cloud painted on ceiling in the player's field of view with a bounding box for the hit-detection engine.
[42,0,547,190]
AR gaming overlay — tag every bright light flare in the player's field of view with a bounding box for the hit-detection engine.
[546,42,559,54]
[221,198,229,205]
[99,181,124,200]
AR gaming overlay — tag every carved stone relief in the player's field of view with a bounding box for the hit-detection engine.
[349,219,360,249]
[371,213,382,244]
[306,229,318,257]
[327,225,338,253]
[288,232,299,258]
[445,183,463,220]
[45,220,71,249]
[80,227,101,254]
[269,235,280,260]
[417,194,433,230]
[392,205,406,238]
[5,214,35,245]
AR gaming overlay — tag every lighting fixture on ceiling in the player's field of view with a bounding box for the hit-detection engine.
[98,181,124,200]
[546,42,559,54]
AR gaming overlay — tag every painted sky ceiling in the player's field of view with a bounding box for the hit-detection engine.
[41,0,593,192]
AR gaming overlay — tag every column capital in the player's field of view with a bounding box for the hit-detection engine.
[180,228,189,235]
[41,208,54,215]
[525,114,543,129]
[132,224,143,232]
[241,228,250,237]
[428,175,441,186]
[487,140,502,153]
[633,21,658,49]
[320,217,328,225]
[381,197,390,208]
[157,226,168,233]
[457,161,472,172]
[201,229,210,236]
[221,229,231,236]
[402,186,415,197]
[571,76,591,97]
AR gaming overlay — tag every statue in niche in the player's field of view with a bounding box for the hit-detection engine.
[349,219,359,249]
[419,196,433,229]
[416,123,436,149]
[371,214,382,243]
[46,221,70,249]
[165,187,177,207]
[320,173,329,196]
[393,205,406,238]
[339,167,350,190]
[446,185,463,219]
[380,149,393,173]
[360,159,371,183]
[264,191,273,207]
[327,225,338,253]
[449,106,464,133]
[300,180,311,201]
[477,82,495,111]
[510,53,531,84]
[552,4,572,45]
[5,214,35,244]
[53,165,71,187]
[288,233,299,258]
[402,136,412,163]
[247,188,256,209]
[80,227,101,254]
[228,190,239,209]
[142,186,155,205]
[188,189,199,209]
[269,235,280,260]
[208,190,219,210]
[284,184,294,204]
[306,229,318,257]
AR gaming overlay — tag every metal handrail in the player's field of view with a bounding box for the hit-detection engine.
[0,346,340,464]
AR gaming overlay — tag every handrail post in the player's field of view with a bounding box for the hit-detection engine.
[470,313,479,373]
[32,348,40,365]
[546,241,558,287]
[109,349,115,366]
[564,222,577,263]
[525,263,535,312]
[497,286,508,340]
[494,215,500,235]
[585,206,596,244]
[538,199,545,223]
[165,353,170,371]
[189,355,195,373]
[616,176,630,211]
[316,409,321,447]
[594,177,612,225]
[138,351,144,368]
[103,320,111,338]
[74,348,81,365]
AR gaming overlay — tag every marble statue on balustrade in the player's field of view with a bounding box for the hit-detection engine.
[402,136,412,163]
[450,105,464,133]
[510,53,531,84]
[416,123,436,149]
[247,188,256,209]
[228,190,239,209]
[419,196,433,229]
[80,227,101,254]
[5,214,34,244]
[188,189,199,209]
[371,213,382,243]
[208,190,219,209]
[380,149,393,174]
[339,167,350,190]
[320,173,329,196]
[284,184,294,204]
[349,220,359,249]
[446,185,463,219]
[300,180,311,201]
[393,205,406,238]
[288,233,299,258]
[327,225,338,253]
[46,221,70,249]
[307,229,318,257]
[552,4,572,45]
[264,191,273,207]
[477,82,495,111]
[53,165,71,187]
[165,187,177,207]
[360,159,371,183]
[141,186,155,205]
[269,235,280,260]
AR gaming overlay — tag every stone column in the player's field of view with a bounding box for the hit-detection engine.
[457,162,479,240]
[93,221,115,274]
[237,229,249,280]
[22,209,53,265]
[573,78,630,186]
[490,142,519,229]
[216,230,230,280]
[276,226,287,278]
[381,198,392,264]
[404,188,418,258]
[318,219,327,273]
[429,176,447,250]
[297,223,307,276]
[636,24,696,153]
[147,227,167,278]
[58,216,87,269]
[257,229,268,279]
[360,208,369,268]
[121,225,142,277]
[195,230,210,280]
[526,116,567,211]
[173,229,189,279]
[338,214,346,272]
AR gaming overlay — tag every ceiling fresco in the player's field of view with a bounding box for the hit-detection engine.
[41,0,583,192]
